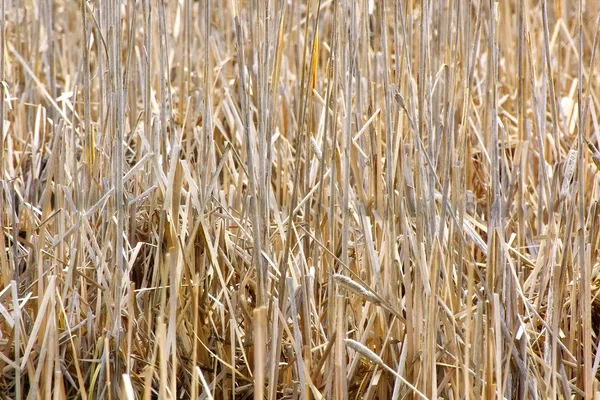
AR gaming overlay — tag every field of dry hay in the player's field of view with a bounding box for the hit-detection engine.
[1,0,600,399]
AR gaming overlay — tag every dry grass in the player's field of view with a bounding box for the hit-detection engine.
[1,0,600,398]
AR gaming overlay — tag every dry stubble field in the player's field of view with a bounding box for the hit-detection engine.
[1,0,600,399]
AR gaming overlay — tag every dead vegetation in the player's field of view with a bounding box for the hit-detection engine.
[1,0,600,399]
